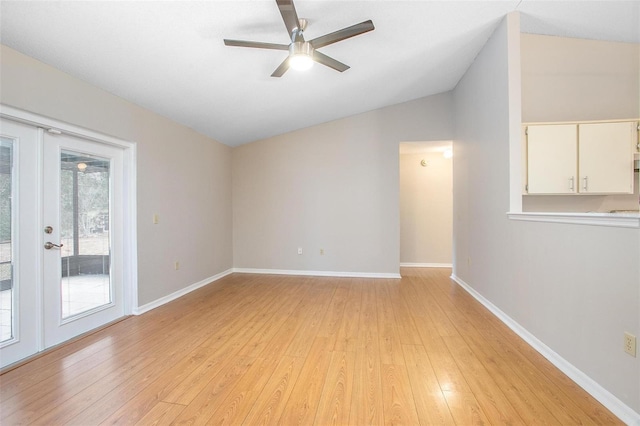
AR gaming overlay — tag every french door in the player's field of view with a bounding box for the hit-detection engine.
[42,131,125,348]
[0,116,128,367]
[0,119,39,367]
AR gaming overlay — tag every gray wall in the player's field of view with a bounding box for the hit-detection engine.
[0,45,233,305]
[521,34,639,123]
[232,94,454,275]
[453,14,640,414]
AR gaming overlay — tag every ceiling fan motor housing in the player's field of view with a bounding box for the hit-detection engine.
[289,41,313,57]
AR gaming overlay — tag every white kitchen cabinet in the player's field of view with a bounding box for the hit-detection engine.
[578,122,636,194]
[526,124,577,194]
[525,121,637,195]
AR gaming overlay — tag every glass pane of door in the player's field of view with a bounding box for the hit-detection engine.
[60,151,111,319]
[0,138,13,342]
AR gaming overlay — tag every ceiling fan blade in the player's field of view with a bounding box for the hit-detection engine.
[271,57,290,77]
[312,51,349,72]
[224,39,290,50]
[309,20,375,49]
[276,0,301,41]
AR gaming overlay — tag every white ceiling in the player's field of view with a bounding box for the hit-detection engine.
[1,1,638,147]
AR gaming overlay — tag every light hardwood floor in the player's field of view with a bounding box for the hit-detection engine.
[0,268,622,425]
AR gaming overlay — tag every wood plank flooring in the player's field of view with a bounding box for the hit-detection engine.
[0,268,623,425]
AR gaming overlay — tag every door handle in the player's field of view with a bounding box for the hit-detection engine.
[44,242,64,250]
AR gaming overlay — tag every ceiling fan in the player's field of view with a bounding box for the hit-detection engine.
[223,0,375,77]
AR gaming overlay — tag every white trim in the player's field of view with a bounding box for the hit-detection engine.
[507,211,639,228]
[35,128,44,351]
[400,263,452,268]
[0,105,133,149]
[524,118,640,126]
[123,144,138,314]
[133,269,233,315]
[232,268,401,279]
[450,274,640,425]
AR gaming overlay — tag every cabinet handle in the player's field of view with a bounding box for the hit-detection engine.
[583,176,588,191]
[569,177,574,191]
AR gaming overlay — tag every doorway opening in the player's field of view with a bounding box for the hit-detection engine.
[399,141,453,269]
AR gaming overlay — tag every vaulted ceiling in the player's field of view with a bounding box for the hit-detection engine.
[1,1,638,147]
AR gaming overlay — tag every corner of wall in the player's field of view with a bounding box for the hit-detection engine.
[506,12,523,214]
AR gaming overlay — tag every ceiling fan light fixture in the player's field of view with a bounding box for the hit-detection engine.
[289,41,314,71]
[289,53,314,71]
[223,0,374,77]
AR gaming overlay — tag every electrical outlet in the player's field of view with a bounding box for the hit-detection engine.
[297,248,303,255]
[174,261,180,270]
[153,213,159,224]
[624,332,636,357]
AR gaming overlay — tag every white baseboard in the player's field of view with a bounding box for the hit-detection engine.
[232,268,401,279]
[450,274,640,426]
[400,262,452,268]
[133,268,234,315]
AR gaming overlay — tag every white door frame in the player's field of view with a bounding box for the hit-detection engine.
[0,104,138,322]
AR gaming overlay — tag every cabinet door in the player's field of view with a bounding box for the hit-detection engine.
[578,122,635,194]
[527,124,577,194]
